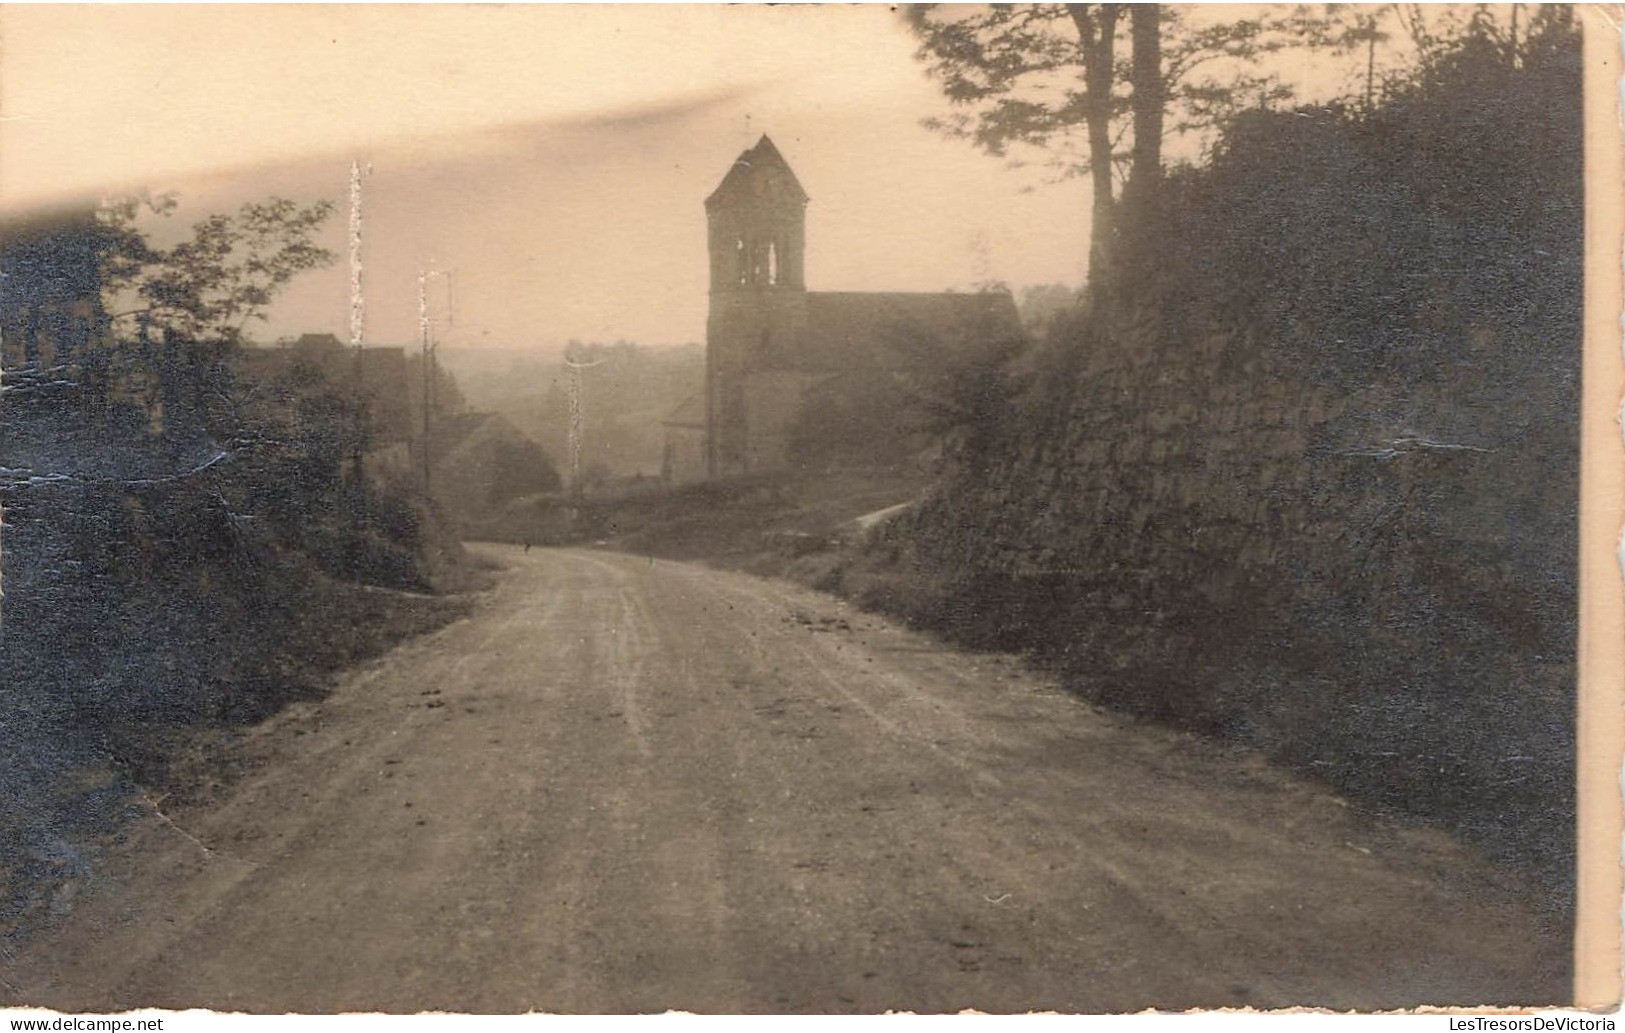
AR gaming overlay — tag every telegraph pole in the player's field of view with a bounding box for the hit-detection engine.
[418,268,433,496]
[562,347,604,499]
[348,160,369,482]
[349,161,366,354]
[1364,16,1377,116]
[415,266,453,498]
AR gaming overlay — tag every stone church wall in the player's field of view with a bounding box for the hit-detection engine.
[741,370,815,471]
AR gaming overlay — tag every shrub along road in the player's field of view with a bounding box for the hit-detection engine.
[11,546,1565,1012]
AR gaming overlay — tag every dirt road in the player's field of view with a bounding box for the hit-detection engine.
[10,546,1566,1012]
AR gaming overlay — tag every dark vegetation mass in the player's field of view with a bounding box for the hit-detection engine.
[0,200,478,941]
[836,12,1580,907]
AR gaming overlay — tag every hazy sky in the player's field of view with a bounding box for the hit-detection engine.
[0,5,1098,351]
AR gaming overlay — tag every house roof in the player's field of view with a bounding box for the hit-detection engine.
[793,291,1022,372]
[0,207,107,304]
[663,391,706,428]
[293,332,344,352]
[0,205,102,248]
[238,340,405,378]
[705,135,808,210]
[434,410,504,453]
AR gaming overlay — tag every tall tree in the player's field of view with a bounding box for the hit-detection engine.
[905,4,1352,280]
[1066,3,1119,277]
[100,195,335,349]
[94,195,335,429]
[1126,4,1163,212]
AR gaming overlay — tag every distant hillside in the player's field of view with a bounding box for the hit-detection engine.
[439,343,703,480]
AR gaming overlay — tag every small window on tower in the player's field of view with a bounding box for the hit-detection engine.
[767,242,778,286]
[734,238,747,286]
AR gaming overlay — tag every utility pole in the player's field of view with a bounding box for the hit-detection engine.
[348,160,369,483]
[562,347,604,499]
[1364,18,1377,116]
[415,266,453,498]
[432,269,453,421]
[418,268,433,496]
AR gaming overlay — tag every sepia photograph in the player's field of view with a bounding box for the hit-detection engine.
[0,2,1611,1016]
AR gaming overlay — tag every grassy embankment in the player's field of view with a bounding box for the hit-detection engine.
[0,414,495,947]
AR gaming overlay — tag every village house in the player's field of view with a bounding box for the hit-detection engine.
[238,335,412,434]
[0,208,109,371]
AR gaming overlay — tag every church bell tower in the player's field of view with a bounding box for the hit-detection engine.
[706,135,807,294]
[704,135,810,475]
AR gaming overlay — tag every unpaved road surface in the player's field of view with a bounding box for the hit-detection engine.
[10,546,1566,1012]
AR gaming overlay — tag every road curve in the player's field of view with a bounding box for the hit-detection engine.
[11,546,1566,1012]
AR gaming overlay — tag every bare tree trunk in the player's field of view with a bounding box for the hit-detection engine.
[1127,3,1164,212]
[1067,3,1119,285]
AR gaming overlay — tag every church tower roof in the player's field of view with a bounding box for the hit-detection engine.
[705,135,808,210]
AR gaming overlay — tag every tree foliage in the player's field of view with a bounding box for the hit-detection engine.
[784,296,1031,471]
[906,5,1350,171]
[99,194,335,349]
[904,3,1412,277]
[83,195,337,439]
